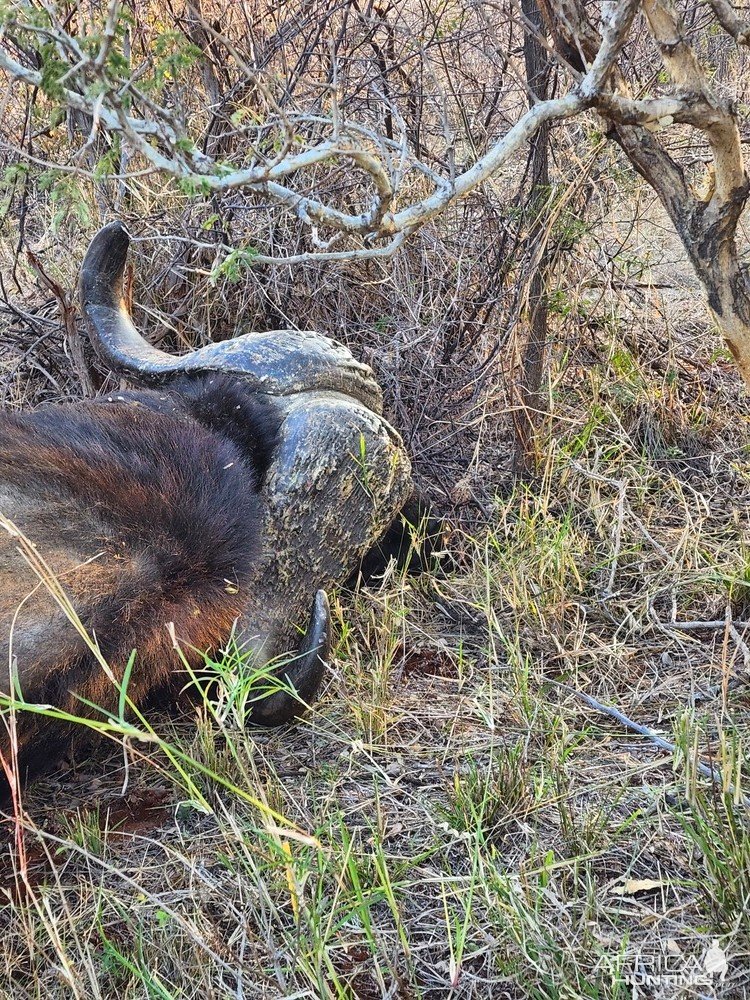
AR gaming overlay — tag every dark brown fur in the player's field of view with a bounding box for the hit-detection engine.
[0,375,281,790]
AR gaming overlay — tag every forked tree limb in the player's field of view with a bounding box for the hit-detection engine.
[541,0,750,386]
[0,0,636,241]
[4,0,750,383]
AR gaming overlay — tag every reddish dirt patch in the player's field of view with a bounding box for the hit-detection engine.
[97,785,172,835]
[0,784,174,901]
[400,646,458,680]
[331,944,386,1000]
[0,833,52,903]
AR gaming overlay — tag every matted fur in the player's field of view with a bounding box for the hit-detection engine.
[0,375,281,788]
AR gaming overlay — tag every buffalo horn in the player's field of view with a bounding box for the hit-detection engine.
[250,590,330,726]
[79,221,383,411]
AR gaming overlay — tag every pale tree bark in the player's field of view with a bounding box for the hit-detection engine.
[540,0,750,385]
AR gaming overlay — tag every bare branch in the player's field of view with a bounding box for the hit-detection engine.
[4,0,750,387]
[0,0,637,248]
[706,0,750,45]
[553,681,750,806]
[93,0,121,70]
[578,0,640,96]
[642,0,746,203]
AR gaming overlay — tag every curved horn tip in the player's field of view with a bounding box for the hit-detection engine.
[80,220,132,308]
[306,589,331,660]
[250,589,331,727]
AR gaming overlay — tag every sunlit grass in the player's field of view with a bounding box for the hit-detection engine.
[2,150,750,994]
[3,357,750,996]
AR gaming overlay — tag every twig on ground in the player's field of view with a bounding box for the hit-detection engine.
[551,680,750,807]
[569,461,677,567]
[655,619,750,631]
[648,603,750,673]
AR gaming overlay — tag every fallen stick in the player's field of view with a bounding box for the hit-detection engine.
[551,681,750,807]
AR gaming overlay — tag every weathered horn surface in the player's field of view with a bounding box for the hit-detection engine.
[80,221,384,413]
[80,220,413,727]
[240,389,412,686]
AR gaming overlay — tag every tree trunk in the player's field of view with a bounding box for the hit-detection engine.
[532,0,750,389]
[712,298,750,382]
[514,0,551,478]
[683,207,750,383]
[612,113,750,387]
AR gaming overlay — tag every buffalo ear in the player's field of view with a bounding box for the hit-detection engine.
[346,495,448,585]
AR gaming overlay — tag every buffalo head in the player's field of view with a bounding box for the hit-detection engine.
[0,221,412,790]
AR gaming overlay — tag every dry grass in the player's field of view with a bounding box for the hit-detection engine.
[1,262,750,996]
